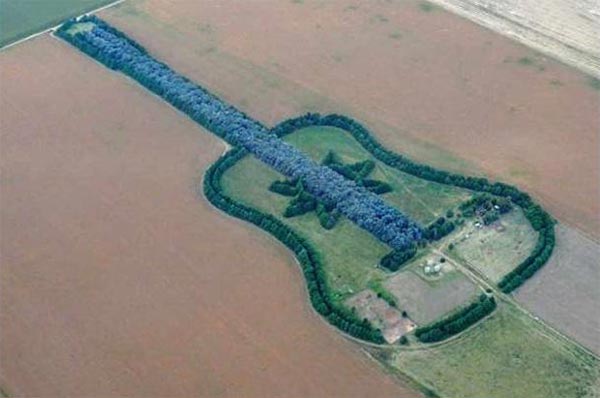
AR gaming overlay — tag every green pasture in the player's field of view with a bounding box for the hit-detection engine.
[391,303,599,398]
[221,126,473,305]
[284,126,472,225]
[0,0,114,47]
[221,154,391,304]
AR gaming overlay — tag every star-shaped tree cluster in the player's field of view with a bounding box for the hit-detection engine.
[268,151,392,230]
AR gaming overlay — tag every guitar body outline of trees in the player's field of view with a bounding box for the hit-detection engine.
[56,16,557,344]
[269,150,393,230]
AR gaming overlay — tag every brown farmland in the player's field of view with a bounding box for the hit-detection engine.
[515,225,600,355]
[102,0,600,239]
[0,36,418,397]
[428,0,600,77]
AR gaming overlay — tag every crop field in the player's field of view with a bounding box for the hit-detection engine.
[448,209,539,282]
[516,225,600,355]
[383,260,479,324]
[390,303,600,398]
[102,0,600,239]
[0,36,417,398]
[0,0,115,47]
[2,1,598,397]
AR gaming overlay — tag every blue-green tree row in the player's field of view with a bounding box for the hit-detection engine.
[56,16,422,251]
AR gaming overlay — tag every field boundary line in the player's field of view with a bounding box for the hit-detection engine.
[0,0,127,52]
[427,0,600,78]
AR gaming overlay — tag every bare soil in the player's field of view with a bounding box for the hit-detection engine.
[345,290,416,344]
[515,224,600,355]
[0,35,418,397]
[384,265,478,325]
[102,0,600,239]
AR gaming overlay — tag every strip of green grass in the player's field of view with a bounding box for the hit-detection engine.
[391,303,599,398]
[0,0,115,47]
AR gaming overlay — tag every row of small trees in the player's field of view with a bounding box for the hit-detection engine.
[423,216,456,241]
[414,294,497,343]
[57,16,423,252]
[498,226,555,293]
[379,244,418,272]
[204,148,385,343]
[379,215,458,271]
[270,113,555,293]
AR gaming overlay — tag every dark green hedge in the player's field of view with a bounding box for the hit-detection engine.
[268,180,299,197]
[415,294,497,343]
[380,245,418,272]
[316,203,341,230]
[283,191,317,218]
[498,226,555,293]
[204,148,385,344]
[271,113,555,293]
[424,217,455,241]
[459,193,512,224]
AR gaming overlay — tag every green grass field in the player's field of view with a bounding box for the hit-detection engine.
[221,126,473,306]
[391,303,599,398]
[221,154,391,304]
[285,126,472,225]
[0,0,115,47]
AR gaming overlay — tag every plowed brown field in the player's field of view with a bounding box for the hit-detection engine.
[516,225,600,355]
[102,0,599,238]
[0,35,418,397]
